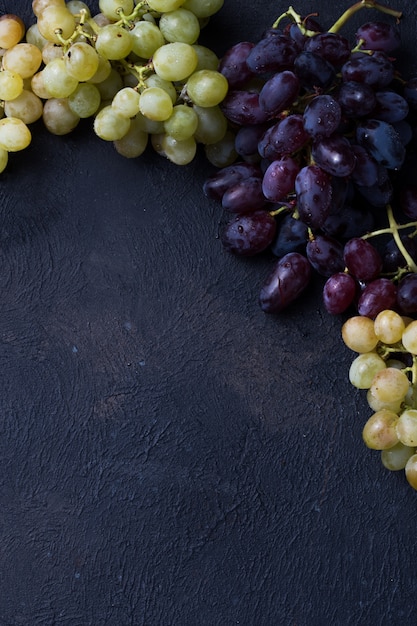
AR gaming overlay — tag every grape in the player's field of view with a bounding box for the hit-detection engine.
[152,133,197,166]
[356,119,405,170]
[373,310,405,344]
[0,70,24,102]
[246,32,299,74]
[218,42,255,89]
[294,164,333,229]
[405,455,417,489]
[350,352,387,390]
[2,43,42,79]
[182,0,224,18]
[342,316,379,353]
[147,0,184,11]
[357,278,397,318]
[362,410,399,450]
[203,162,261,201]
[311,134,356,177]
[113,117,148,159]
[235,124,269,162]
[220,211,277,256]
[159,8,200,44]
[64,42,100,82]
[293,51,336,91]
[404,78,417,109]
[350,145,379,187]
[259,252,312,313]
[396,410,417,447]
[258,70,300,118]
[95,25,133,60]
[42,58,79,99]
[4,89,43,124]
[37,5,76,44]
[372,90,409,123]
[221,91,269,126]
[99,0,134,21]
[343,238,382,282]
[304,32,351,68]
[0,14,25,49]
[399,185,417,219]
[164,104,198,141]
[370,367,410,404]
[222,176,267,213]
[323,203,375,241]
[397,274,417,314]
[355,21,401,52]
[193,105,228,144]
[0,117,31,152]
[355,164,393,207]
[204,130,237,167]
[382,236,417,273]
[258,114,309,160]
[306,234,345,277]
[302,95,341,138]
[94,105,131,141]
[152,42,198,82]
[270,213,308,258]
[139,87,173,122]
[336,81,377,118]
[130,21,166,59]
[341,51,395,89]
[261,156,299,202]
[192,45,219,72]
[186,70,228,107]
[323,272,357,315]
[288,16,323,49]
[381,442,415,471]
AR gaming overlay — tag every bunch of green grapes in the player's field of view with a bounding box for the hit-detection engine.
[342,311,417,490]
[0,0,229,169]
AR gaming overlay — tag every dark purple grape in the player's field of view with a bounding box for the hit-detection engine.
[221,91,270,126]
[350,144,379,187]
[400,185,417,219]
[288,16,323,49]
[304,32,351,68]
[322,204,375,240]
[220,210,277,256]
[404,78,417,109]
[258,114,309,160]
[222,176,267,213]
[306,234,345,277]
[302,94,341,138]
[261,156,299,202]
[336,81,377,117]
[383,236,417,272]
[235,124,269,162]
[294,51,336,91]
[356,119,405,170]
[392,120,413,146]
[357,278,397,318]
[203,162,262,201]
[258,70,300,117]
[259,252,312,312]
[397,274,417,314]
[311,134,356,177]
[355,21,401,52]
[323,272,357,314]
[355,164,393,206]
[271,213,309,257]
[246,33,299,74]
[218,41,256,88]
[294,164,333,229]
[341,52,394,89]
[372,90,409,123]
[343,237,383,281]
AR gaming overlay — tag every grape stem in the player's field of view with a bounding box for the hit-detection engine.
[328,0,402,34]
[272,6,320,35]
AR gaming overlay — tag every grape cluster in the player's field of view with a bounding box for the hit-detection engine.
[342,310,417,489]
[0,0,228,169]
[203,1,417,316]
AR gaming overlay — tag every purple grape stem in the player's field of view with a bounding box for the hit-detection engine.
[328,0,402,34]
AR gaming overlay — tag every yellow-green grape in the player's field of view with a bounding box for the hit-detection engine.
[139,87,173,121]
[42,97,80,135]
[192,44,219,71]
[66,1,91,17]
[31,71,52,99]
[144,74,177,104]
[341,316,379,353]
[152,42,198,81]
[64,42,100,82]
[2,43,43,79]
[147,0,185,11]
[362,410,399,450]
[95,25,133,60]
[204,130,237,167]
[381,442,415,471]
[159,8,200,44]
[87,55,112,85]
[37,5,77,44]
[25,23,49,50]
[130,22,166,59]
[99,0,134,20]
[366,388,403,414]
[182,0,224,18]
[193,104,227,144]
[42,42,65,65]
[4,90,43,124]
[42,58,79,98]
[396,409,417,446]
[94,105,131,141]
[373,309,405,345]
[0,147,8,173]
[369,367,410,404]
[0,117,31,152]
[186,69,228,107]
[402,320,417,354]
[68,83,101,118]
[0,14,25,49]
[405,453,417,489]
[0,70,24,101]
[113,116,149,158]
[95,68,124,101]
[348,352,386,390]
[164,104,198,140]
[133,112,164,135]
[152,132,197,165]
[32,0,66,18]
[112,87,140,118]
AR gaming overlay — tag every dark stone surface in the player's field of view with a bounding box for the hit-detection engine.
[1,1,417,625]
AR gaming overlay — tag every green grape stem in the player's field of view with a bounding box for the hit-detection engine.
[328,0,402,33]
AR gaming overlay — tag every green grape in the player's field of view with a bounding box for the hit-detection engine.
[147,0,185,11]
[31,71,52,99]
[349,352,386,390]
[42,97,80,135]
[32,0,66,18]
[87,55,112,84]
[64,42,100,82]
[0,14,25,49]
[193,104,227,144]
[94,105,131,141]
[182,0,224,17]
[204,130,237,167]
[37,5,77,44]
[0,70,24,101]
[159,8,200,44]
[95,24,133,60]
[369,368,410,404]
[381,442,416,471]
[144,74,177,104]
[113,116,149,158]
[0,117,31,151]
[366,388,403,414]
[396,409,417,447]
[139,87,173,121]
[66,1,91,17]
[402,321,417,354]
[192,44,219,71]
[152,133,197,165]
[68,83,101,118]
[133,112,164,135]
[112,87,140,118]
[25,23,49,50]
[130,21,166,59]
[4,89,43,124]
[373,310,405,345]
[341,316,379,353]
[42,42,65,65]
[405,454,417,490]
[0,147,8,173]
[2,43,43,79]
[164,104,198,140]
[152,42,198,81]
[95,67,124,101]
[362,410,399,450]
[42,58,79,98]
[186,69,228,107]
[99,0,134,20]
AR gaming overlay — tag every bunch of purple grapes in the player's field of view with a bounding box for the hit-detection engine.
[203,2,417,317]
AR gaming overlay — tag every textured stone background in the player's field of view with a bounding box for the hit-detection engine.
[1,1,417,625]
